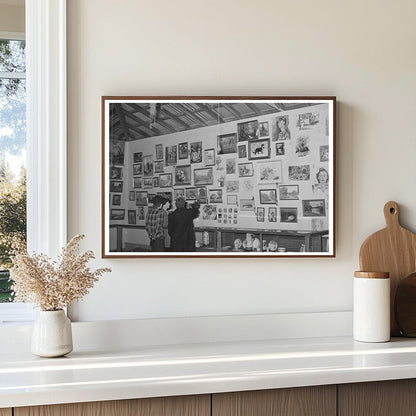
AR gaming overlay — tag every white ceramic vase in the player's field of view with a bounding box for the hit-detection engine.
[31,310,73,357]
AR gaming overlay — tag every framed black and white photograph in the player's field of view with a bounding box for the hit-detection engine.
[248,139,271,160]
[103,97,335,257]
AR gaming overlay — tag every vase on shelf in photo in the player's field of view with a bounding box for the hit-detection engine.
[31,309,73,358]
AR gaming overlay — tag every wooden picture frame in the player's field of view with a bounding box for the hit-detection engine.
[103,96,335,257]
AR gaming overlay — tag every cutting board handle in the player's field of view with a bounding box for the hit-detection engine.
[384,201,400,228]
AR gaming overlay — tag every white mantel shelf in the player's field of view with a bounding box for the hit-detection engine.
[2,335,416,409]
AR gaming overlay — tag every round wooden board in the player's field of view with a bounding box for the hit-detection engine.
[395,272,416,337]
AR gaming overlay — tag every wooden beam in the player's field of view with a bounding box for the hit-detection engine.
[123,109,164,137]
[114,104,130,141]
[221,103,243,120]
[127,103,176,134]
[200,104,225,124]
[159,106,190,129]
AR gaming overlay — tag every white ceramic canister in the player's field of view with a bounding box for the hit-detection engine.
[353,271,390,342]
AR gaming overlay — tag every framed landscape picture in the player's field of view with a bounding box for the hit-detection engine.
[103,96,336,257]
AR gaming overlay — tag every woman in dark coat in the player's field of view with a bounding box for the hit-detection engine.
[168,197,200,252]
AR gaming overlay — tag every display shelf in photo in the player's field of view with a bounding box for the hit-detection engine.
[275,142,285,156]
[238,162,254,177]
[204,148,215,166]
[226,158,236,174]
[272,115,291,141]
[112,194,121,206]
[259,121,269,137]
[110,180,123,193]
[256,207,265,222]
[208,189,223,203]
[296,112,319,130]
[133,163,143,176]
[279,184,299,200]
[133,177,142,189]
[159,173,173,187]
[280,207,298,223]
[237,120,259,141]
[143,155,153,177]
[257,160,282,184]
[248,139,270,160]
[136,191,148,206]
[133,152,142,163]
[110,167,123,180]
[174,165,191,185]
[154,160,164,173]
[143,178,153,189]
[190,141,202,164]
[194,167,213,185]
[259,189,277,204]
[173,188,185,200]
[288,165,310,181]
[185,187,197,200]
[178,142,189,159]
[268,207,277,222]
[128,210,136,225]
[302,199,326,217]
[110,209,125,220]
[165,145,177,166]
[217,133,237,154]
[155,144,163,160]
[238,145,247,159]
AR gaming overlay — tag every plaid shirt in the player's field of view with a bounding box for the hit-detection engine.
[145,206,167,240]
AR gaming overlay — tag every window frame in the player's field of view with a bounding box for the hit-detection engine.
[0,0,67,323]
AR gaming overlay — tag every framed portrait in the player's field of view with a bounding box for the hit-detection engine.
[103,96,335,257]
[303,199,326,217]
[174,165,191,185]
[133,177,142,189]
[280,207,298,223]
[238,162,254,177]
[190,141,202,164]
[248,139,271,160]
[159,173,173,187]
[155,144,163,160]
[217,133,237,154]
[128,210,136,225]
[110,181,123,193]
[154,160,164,173]
[110,167,123,179]
[237,120,259,141]
[279,184,299,200]
[133,163,143,176]
[110,209,125,220]
[204,148,215,166]
[259,189,277,204]
[208,189,223,203]
[112,194,121,206]
[257,160,282,184]
[136,191,148,206]
[178,142,189,159]
[194,167,213,185]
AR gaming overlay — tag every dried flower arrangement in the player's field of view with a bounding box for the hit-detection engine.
[10,234,111,311]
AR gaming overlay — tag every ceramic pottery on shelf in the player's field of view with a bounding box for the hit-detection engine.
[31,310,73,358]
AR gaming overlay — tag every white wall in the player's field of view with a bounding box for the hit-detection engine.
[67,0,416,322]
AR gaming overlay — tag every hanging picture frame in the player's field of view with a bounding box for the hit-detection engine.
[102,96,336,257]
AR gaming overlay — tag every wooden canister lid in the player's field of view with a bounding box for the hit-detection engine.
[354,271,389,279]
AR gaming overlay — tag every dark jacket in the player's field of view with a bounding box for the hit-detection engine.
[168,206,200,252]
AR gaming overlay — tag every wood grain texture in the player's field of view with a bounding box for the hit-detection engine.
[339,380,416,416]
[394,272,416,336]
[212,386,336,416]
[359,201,416,335]
[0,409,12,416]
[15,395,210,416]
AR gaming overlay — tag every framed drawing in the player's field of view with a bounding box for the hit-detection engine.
[103,96,335,257]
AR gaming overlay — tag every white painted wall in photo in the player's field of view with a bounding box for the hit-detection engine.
[67,0,416,324]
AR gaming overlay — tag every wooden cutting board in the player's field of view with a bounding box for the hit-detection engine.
[359,201,416,336]
[395,272,416,337]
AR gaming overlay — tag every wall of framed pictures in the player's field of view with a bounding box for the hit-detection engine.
[108,102,331,253]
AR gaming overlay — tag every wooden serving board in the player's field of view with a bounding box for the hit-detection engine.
[395,272,416,337]
[359,201,416,336]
